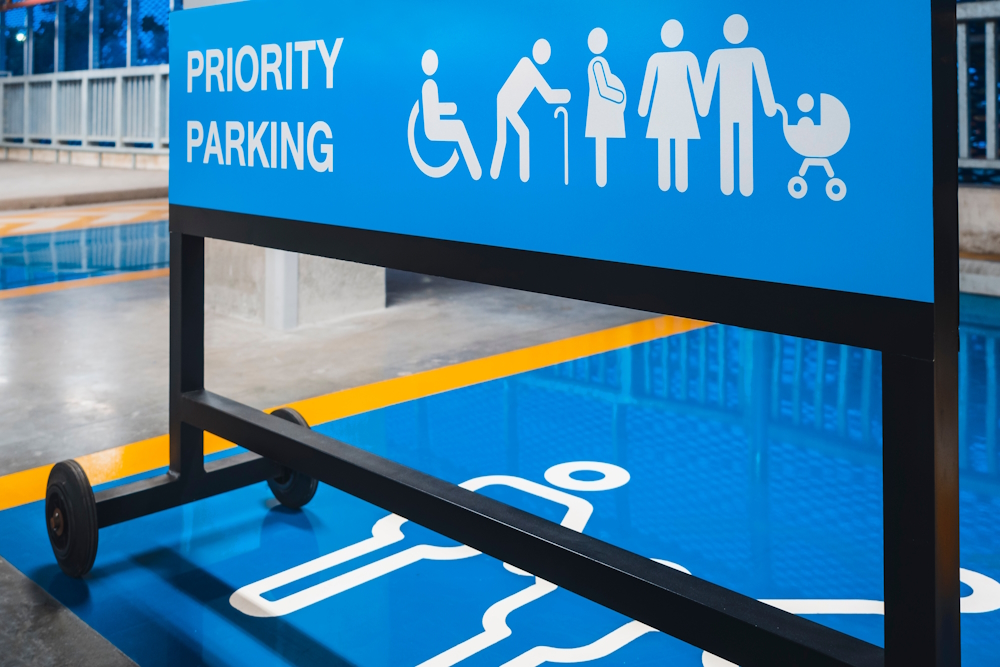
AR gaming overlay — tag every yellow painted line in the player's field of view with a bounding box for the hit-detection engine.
[961,251,1000,263]
[283,315,707,426]
[0,199,167,221]
[0,200,169,238]
[0,315,708,511]
[0,433,235,514]
[0,268,169,301]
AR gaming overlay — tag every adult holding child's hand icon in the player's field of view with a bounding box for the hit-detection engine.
[699,14,777,197]
[639,19,704,193]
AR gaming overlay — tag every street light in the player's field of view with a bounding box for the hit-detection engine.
[15,31,26,43]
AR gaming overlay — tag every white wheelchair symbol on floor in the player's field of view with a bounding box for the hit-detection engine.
[231,461,1000,667]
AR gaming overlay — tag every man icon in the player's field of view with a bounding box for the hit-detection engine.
[490,39,571,182]
[697,14,777,197]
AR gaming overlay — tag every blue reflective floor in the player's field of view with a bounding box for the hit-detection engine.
[0,221,169,290]
[0,297,999,666]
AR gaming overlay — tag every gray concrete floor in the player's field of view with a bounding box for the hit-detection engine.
[0,269,649,476]
[0,162,168,211]
[0,557,137,667]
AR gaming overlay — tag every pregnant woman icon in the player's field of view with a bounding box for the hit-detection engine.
[585,28,627,188]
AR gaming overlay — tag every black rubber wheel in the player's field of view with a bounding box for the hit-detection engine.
[267,407,319,509]
[45,460,98,578]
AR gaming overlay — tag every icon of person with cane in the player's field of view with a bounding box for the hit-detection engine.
[490,39,571,183]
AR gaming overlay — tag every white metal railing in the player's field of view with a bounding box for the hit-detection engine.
[959,1,1000,168]
[0,64,169,152]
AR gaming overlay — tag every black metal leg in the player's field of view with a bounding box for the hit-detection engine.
[883,354,960,667]
[95,454,276,528]
[170,231,205,483]
[91,232,275,529]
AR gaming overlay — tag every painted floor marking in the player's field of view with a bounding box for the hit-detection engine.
[0,315,708,512]
[284,315,707,428]
[228,456,1000,667]
[500,619,658,667]
[425,578,560,667]
[0,267,169,301]
[0,199,168,238]
[526,566,1000,667]
[231,470,602,619]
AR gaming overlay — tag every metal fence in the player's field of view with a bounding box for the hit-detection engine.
[0,0,172,76]
[959,0,1000,167]
[0,64,168,151]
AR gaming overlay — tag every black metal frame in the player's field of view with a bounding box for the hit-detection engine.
[92,2,958,665]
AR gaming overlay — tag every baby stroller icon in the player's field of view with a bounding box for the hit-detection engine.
[775,93,851,201]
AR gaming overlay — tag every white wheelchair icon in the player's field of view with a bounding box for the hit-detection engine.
[408,49,482,180]
[409,100,461,178]
[231,460,1000,667]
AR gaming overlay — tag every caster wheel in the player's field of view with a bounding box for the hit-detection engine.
[826,178,847,201]
[267,407,318,509]
[788,176,807,199]
[45,460,98,578]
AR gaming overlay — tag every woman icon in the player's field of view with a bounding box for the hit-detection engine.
[638,20,704,193]
[585,28,627,188]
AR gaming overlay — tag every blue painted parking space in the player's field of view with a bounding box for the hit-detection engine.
[0,221,168,291]
[1,316,998,666]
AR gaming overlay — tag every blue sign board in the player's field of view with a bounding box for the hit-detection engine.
[170,0,933,302]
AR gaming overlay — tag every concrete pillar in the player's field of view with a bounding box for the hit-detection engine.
[959,185,1000,297]
[298,252,386,325]
[960,185,1000,256]
[265,249,298,330]
[205,239,265,323]
[205,240,386,330]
